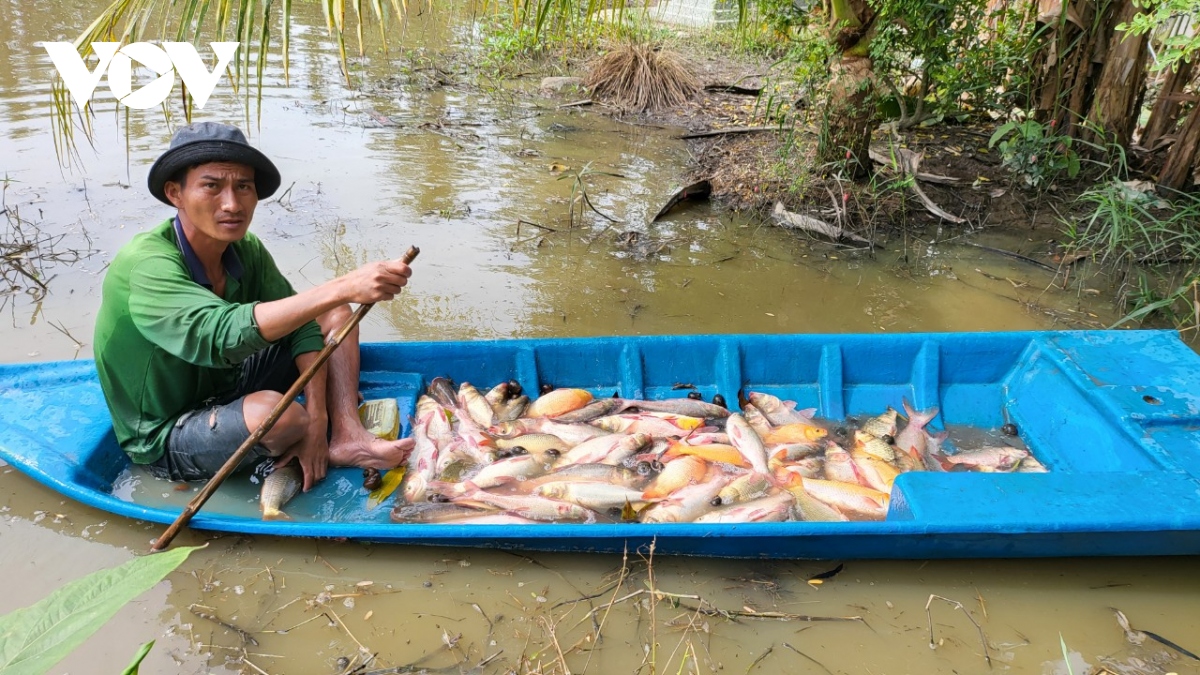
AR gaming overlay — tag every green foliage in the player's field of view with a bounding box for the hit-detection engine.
[1068,180,1200,266]
[1119,0,1199,73]
[0,546,199,675]
[989,119,1080,188]
[121,641,155,675]
[1064,180,1200,330]
[868,0,1037,124]
[478,17,554,71]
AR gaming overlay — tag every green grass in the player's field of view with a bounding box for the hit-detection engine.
[1064,180,1200,331]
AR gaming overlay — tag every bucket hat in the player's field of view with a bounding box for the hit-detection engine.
[147,122,281,205]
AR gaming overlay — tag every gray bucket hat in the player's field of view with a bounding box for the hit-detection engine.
[147,122,281,205]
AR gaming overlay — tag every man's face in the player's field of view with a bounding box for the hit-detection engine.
[164,162,258,244]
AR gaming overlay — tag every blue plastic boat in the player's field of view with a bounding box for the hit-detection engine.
[2,330,1199,559]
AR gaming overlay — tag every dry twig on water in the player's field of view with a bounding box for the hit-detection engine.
[189,603,259,646]
[584,44,699,113]
[925,594,992,668]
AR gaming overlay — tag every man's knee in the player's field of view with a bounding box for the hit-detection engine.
[243,391,309,440]
[318,304,353,336]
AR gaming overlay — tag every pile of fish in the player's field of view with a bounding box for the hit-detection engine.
[377,379,1047,526]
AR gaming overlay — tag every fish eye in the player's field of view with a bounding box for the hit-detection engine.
[512,446,529,456]
[687,391,703,400]
[495,449,512,459]
[709,497,723,506]
[712,394,727,408]
[636,462,652,475]
[539,383,554,395]
[428,493,449,503]
[1001,423,1019,436]
[507,380,523,397]
[882,434,895,444]
[650,460,665,472]
[835,427,848,437]
[544,448,560,457]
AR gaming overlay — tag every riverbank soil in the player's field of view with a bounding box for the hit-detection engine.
[534,42,1112,274]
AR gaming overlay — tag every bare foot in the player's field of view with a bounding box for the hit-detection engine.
[329,428,414,469]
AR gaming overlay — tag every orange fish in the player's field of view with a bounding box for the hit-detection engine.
[850,448,901,493]
[526,388,594,418]
[662,440,750,468]
[642,455,709,499]
[763,423,828,444]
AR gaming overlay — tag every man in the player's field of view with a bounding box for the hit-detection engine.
[94,122,413,492]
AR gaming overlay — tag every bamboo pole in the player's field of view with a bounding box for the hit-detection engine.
[151,246,420,552]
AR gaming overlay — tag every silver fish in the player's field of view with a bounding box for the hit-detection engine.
[453,489,597,522]
[893,399,938,462]
[403,411,442,503]
[516,463,649,491]
[938,446,1029,472]
[741,404,774,438]
[430,454,549,496]
[484,382,510,410]
[558,433,651,467]
[491,419,611,445]
[553,398,627,423]
[726,413,771,474]
[748,393,816,426]
[260,463,302,520]
[535,482,650,511]
[458,382,496,428]
[631,398,731,419]
[695,491,794,523]
[391,502,491,523]
[640,478,727,523]
[496,395,529,422]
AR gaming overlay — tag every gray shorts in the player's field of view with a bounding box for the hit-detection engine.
[148,343,301,482]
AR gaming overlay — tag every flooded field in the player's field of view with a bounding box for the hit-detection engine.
[1,1,1198,673]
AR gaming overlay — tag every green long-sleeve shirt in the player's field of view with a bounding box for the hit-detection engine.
[94,218,325,464]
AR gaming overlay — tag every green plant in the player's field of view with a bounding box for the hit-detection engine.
[0,545,199,675]
[1119,0,1199,73]
[1068,180,1200,265]
[122,641,155,675]
[989,118,1080,188]
[1064,180,1200,331]
[559,161,624,228]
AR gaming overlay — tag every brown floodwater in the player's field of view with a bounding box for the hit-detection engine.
[1,2,1197,674]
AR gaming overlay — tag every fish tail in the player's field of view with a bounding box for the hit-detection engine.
[261,508,291,521]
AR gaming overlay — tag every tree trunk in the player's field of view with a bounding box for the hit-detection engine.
[816,0,876,178]
[819,56,875,176]
[1083,0,1149,149]
[1141,59,1195,148]
[1158,102,1200,192]
[1029,0,1122,139]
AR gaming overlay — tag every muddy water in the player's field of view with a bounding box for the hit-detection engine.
[1,1,1198,674]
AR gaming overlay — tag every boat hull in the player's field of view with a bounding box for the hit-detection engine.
[2,330,1199,559]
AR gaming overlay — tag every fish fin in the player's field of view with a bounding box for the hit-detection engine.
[902,398,917,420]
[928,452,953,472]
[662,440,686,461]
[261,508,291,521]
[796,407,817,419]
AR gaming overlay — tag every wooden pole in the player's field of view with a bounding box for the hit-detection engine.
[150,246,420,552]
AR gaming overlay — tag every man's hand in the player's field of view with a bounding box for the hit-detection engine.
[275,418,329,492]
[337,259,412,305]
